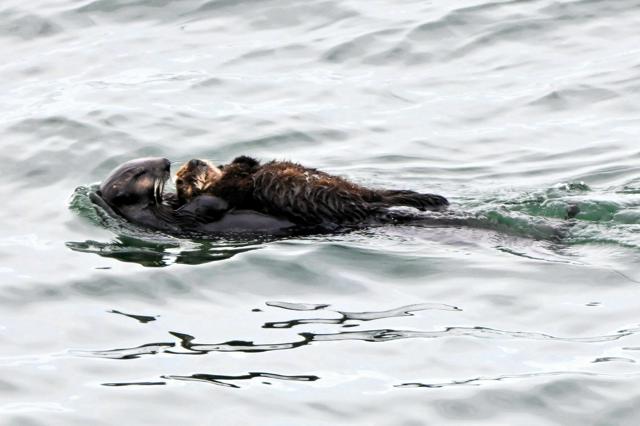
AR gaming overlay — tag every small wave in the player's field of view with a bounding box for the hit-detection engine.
[396,370,610,389]
[592,357,635,364]
[70,0,199,24]
[528,86,618,110]
[321,28,403,64]
[0,9,61,40]
[462,181,640,249]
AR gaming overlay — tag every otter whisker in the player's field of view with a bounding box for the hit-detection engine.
[153,179,161,205]
[159,178,166,203]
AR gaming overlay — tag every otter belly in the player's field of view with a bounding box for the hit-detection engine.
[91,191,296,236]
[196,210,296,234]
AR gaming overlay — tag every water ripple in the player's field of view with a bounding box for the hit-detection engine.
[396,370,609,389]
[73,317,639,360]
[161,372,319,388]
[4,0,640,423]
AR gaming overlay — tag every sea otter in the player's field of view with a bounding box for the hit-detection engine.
[92,157,296,235]
[174,156,449,226]
[89,157,583,240]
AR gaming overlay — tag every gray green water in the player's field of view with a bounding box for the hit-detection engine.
[2,0,640,424]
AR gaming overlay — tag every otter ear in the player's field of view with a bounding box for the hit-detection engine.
[231,156,260,167]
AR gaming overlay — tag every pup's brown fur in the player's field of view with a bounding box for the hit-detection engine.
[174,159,223,204]
[175,156,448,225]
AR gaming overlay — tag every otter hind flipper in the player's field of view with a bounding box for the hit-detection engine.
[377,189,449,211]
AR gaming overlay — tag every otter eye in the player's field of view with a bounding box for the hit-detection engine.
[175,178,183,185]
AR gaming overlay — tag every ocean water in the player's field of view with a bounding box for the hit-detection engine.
[2,0,640,424]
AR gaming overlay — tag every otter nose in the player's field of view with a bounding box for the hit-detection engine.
[162,158,171,172]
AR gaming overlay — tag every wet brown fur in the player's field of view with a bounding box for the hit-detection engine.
[174,159,223,204]
[175,156,448,225]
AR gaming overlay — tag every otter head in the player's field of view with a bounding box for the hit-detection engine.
[98,157,171,210]
[175,159,223,203]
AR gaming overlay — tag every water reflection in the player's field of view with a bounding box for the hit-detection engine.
[396,371,604,389]
[77,315,638,361]
[65,237,263,267]
[162,372,319,388]
[108,310,157,323]
[102,372,320,388]
[75,342,175,360]
[71,301,640,389]
[262,302,460,329]
[103,381,166,387]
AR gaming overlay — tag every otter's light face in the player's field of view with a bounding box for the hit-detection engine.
[175,159,222,203]
[98,157,170,207]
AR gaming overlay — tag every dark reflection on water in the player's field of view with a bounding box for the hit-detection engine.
[102,371,319,389]
[265,301,330,311]
[592,357,636,364]
[103,381,166,387]
[71,302,640,392]
[101,372,319,389]
[161,372,320,389]
[66,237,262,267]
[4,0,640,423]
[108,309,157,323]
[263,302,460,329]
[74,342,176,360]
[396,371,604,389]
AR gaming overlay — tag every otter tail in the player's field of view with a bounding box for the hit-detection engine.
[377,190,449,211]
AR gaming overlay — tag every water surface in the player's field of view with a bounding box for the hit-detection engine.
[2,0,640,424]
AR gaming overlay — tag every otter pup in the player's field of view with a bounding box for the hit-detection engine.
[175,156,448,226]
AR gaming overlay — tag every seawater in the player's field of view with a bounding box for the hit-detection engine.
[2,1,640,425]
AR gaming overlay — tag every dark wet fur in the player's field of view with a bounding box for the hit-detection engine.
[199,156,449,226]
